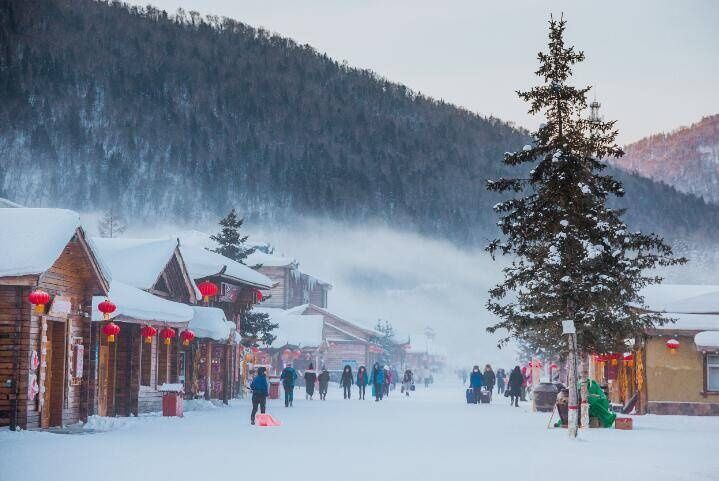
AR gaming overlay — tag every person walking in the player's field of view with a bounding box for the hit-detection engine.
[249,366,268,425]
[304,363,317,400]
[318,367,330,400]
[483,365,496,401]
[384,366,392,397]
[402,369,413,397]
[496,368,506,395]
[507,365,523,407]
[280,363,298,407]
[371,362,386,401]
[356,365,369,400]
[340,365,354,399]
[469,365,484,404]
[520,366,529,401]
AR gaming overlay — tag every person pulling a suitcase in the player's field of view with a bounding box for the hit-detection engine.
[468,365,484,404]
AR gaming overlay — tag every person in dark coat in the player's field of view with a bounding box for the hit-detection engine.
[249,367,268,425]
[371,363,386,401]
[356,365,370,400]
[402,369,413,396]
[469,365,484,404]
[496,368,506,395]
[280,364,298,407]
[340,365,354,399]
[483,364,496,401]
[304,363,317,400]
[507,365,523,407]
[318,368,330,400]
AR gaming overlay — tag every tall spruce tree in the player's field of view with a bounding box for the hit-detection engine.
[239,310,278,347]
[209,209,255,264]
[486,16,685,356]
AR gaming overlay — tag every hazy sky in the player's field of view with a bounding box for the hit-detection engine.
[126,0,719,143]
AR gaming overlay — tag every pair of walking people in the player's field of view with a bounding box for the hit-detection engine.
[339,365,371,399]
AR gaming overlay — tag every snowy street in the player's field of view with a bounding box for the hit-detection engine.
[2,382,718,481]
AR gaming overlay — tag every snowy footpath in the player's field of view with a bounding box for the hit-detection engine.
[1,383,718,481]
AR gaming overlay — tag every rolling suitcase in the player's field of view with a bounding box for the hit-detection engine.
[466,388,477,404]
[479,389,491,404]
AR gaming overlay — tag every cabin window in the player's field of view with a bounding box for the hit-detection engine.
[707,354,719,392]
[140,338,152,387]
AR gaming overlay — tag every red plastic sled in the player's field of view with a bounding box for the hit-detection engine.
[255,413,281,426]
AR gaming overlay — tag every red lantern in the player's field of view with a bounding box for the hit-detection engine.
[666,338,680,350]
[550,363,558,370]
[293,349,302,359]
[251,346,259,354]
[197,280,219,302]
[140,325,157,344]
[28,289,51,314]
[623,353,634,361]
[102,322,120,343]
[255,290,264,303]
[609,353,621,366]
[160,327,176,346]
[180,329,195,346]
[98,299,117,320]
[282,348,292,360]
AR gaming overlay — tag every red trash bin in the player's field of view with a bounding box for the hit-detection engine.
[269,376,280,400]
[159,384,184,417]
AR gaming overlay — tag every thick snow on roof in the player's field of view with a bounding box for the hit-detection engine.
[92,237,178,290]
[179,244,272,289]
[695,331,719,350]
[0,208,81,277]
[92,281,192,325]
[651,313,719,332]
[189,306,235,341]
[640,284,719,314]
[246,250,296,268]
[255,307,324,348]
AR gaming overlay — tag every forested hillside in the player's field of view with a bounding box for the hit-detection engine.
[1,0,718,244]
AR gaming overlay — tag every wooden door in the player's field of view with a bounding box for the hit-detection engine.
[98,345,109,417]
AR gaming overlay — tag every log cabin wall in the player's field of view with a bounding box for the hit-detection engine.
[0,285,31,428]
[257,266,290,309]
[322,342,368,373]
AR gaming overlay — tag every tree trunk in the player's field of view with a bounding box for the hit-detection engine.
[567,333,579,438]
[580,353,590,428]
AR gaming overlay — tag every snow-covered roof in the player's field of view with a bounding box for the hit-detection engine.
[695,331,719,350]
[0,208,92,278]
[179,244,273,289]
[650,313,719,332]
[640,284,719,314]
[246,250,297,268]
[255,307,324,348]
[0,197,22,208]
[92,281,192,326]
[189,306,235,341]
[91,237,180,291]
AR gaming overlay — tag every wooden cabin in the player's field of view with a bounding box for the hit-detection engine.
[599,285,719,416]
[179,244,273,402]
[0,208,109,429]
[248,251,331,309]
[90,238,197,415]
[187,306,236,400]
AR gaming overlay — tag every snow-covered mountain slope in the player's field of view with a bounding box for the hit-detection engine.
[613,114,719,204]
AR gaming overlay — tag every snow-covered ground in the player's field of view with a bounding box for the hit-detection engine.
[2,383,718,481]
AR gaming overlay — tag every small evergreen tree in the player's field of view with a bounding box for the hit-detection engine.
[239,309,278,347]
[373,319,397,362]
[209,209,255,264]
[98,207,127,238]
[486,16,685,356]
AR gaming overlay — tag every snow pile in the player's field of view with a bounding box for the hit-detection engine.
[179,244,272,289]
[246,250,296,268]
[91,237,179,290]
[255,307,324,347]
[189,306,235,341]
[640,284,719,314]
[92,281,193,325]
[694,331,719,350]
[0,208,80,277]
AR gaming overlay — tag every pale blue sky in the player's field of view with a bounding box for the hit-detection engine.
[127,0,718,143]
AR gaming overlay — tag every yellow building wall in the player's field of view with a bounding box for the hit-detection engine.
[646,336,706,403]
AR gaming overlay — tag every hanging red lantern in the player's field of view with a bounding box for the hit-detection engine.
[160,327,176,346]
[609,353,621,366]
[550,362,558,370]
[666,338,680,350]
[255,289,264,303]
[102,322,120,343]
[197,280,219,302]
[98,299,117,320]
[251,346,259,354]
[180,329,195,346]
[140,325,157,344]
[623,352,634,367]
[28,289,51,314]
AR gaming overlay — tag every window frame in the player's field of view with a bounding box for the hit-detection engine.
[705,353,719,394]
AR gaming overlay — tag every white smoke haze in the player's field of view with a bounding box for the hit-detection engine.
[82,212,518,370]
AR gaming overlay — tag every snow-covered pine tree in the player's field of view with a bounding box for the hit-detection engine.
[486,16,685,357]
[97,208,127,238]
[239,309,278,347]
[209,208,255,264]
